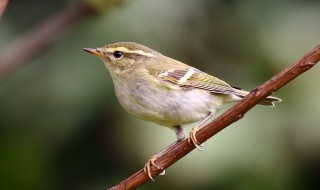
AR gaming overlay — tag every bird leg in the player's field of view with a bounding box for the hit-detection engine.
[188,112,213,150]
[143,125,185,181]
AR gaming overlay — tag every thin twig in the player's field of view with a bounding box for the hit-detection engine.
[109,45,320,190]
[0,2,94,80]
[0,0,8,18]
[0,0,122,81]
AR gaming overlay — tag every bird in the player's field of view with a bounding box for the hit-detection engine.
[83,42,281,180]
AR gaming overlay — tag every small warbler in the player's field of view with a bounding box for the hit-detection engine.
[83,42,281,180]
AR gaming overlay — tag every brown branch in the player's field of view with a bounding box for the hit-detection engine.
[109,45,320,190]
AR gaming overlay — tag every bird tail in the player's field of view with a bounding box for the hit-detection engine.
[233,88,282,107]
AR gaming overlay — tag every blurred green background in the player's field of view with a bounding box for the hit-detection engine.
[1,0,320,189]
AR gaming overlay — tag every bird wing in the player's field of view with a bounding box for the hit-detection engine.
[156,67,241,96]
[147,66,281,106]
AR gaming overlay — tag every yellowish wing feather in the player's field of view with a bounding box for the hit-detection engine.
[152,67,281,106]
[158,68,241,96]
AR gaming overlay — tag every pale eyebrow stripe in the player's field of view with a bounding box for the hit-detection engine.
[107,47,154,57]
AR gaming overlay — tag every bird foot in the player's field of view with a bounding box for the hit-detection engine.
[143,155,164,181]
[188,126,204,150]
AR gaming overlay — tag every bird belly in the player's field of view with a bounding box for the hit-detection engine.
[114,80,226,126]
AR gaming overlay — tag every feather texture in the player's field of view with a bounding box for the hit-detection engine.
[156,67,281,106]
[157,68,242,96]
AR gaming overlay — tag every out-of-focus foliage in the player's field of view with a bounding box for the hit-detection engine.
[1,0,320,189]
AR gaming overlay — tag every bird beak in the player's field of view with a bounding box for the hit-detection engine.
[83,48,104,57]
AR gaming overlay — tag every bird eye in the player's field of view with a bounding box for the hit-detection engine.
[113,51,123,58]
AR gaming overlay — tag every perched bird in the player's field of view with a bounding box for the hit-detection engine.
[83,42,281,180]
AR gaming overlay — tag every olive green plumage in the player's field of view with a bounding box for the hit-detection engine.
[83,42,281,141]
[83,42,281,180]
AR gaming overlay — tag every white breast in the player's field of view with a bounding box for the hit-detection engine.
[112,76,227,127]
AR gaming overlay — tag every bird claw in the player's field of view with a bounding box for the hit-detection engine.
[159,170,166,176]
[143,155,165,181]
[188,126,204,150]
